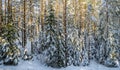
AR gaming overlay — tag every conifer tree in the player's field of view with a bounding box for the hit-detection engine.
[39,1,66,68]
[97,0,120,67]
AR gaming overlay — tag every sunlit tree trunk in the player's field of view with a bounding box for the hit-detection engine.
[73,0,77,25]
[55,0,59,18]
[8,0,12,23]
[44,0,47,18]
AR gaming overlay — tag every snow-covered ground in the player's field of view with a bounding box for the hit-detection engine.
[1,40,119,70]
[0,57,119,70]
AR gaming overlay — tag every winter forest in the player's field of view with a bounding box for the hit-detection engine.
[0,0,120,70]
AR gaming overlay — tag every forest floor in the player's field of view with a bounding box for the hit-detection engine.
[0,56,120,70]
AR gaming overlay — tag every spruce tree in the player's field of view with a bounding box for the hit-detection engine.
[39,1,66,68]
[97,0,120,67]
[0,23,20,65]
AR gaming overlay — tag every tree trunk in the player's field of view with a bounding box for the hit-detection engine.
[8,0,12,23]
[56,0,60,32]
[30,0,34,54]
[63,0,67,66]
[56,0,59,18]
[105,0,109,58]
[0,0,2,31]
[73,0,77,25]
[22,0,27,48]
[40,0,44,31]
[78,0,82,37]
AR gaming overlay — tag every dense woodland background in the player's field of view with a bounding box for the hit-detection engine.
[0,0,120,68]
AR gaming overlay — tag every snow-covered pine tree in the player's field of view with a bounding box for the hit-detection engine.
[39,1,66,68]
[0,0,20,64]
[0,23,20,65]
[104,0,120,67]
[97,0,120,67]
[97,0,109,64]
[67,23,81,66]
[85,3,95,61]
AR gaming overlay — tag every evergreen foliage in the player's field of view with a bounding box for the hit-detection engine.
[39,1,66,68]
[96,0,120,67]
[0,23,20,65]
